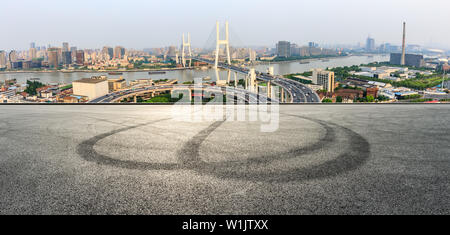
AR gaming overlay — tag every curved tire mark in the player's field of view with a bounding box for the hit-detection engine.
[77,118,179,171]
[77,114,370,183]
[180,114,370,183]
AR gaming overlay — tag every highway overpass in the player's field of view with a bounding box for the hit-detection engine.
[90,84,276,104]
[195,58,321,103]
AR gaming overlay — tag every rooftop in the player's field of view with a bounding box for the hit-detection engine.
[73,78,107,84]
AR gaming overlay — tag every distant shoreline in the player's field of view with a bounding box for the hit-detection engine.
[256,54,389,65]
[0,67,200,75]
[0,54,389,74]
[256,56,344,65]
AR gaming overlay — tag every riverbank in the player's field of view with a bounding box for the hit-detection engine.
[256,55,349,65]
[1,55,390,84]
[0,66,199,74]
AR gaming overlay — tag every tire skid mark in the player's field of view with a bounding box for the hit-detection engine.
[179,114,370,183]
[76,118,179,171]
[76,113,370,183]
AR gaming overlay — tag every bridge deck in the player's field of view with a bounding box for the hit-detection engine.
[194,58,320,103]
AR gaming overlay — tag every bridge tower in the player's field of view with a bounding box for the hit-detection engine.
[181,33,192,68]
[214,21,231,69]
[248,68,257,92]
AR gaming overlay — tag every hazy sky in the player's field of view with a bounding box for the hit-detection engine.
[1,0,449,50]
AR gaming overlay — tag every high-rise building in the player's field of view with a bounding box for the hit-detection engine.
[22,61,32,70]
[57,48,63,64]
[29,48,37,60]
[62,42,69,52]
[249,48,256,62]
[114,46,125,59]
[276,41,291,58]
[0,51,7,68]
[76,50,85,65]
[48,48,59,68]
[62,51,72,65]
[366,37,375,52]
[312,69,335,92]
[8,50,17,63]
[102,47,114,60]
[30,42,36,49]
[166,46,177,57]
[308,42,318,48]
[70,47,77,62]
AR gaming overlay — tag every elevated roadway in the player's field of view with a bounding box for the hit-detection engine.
[195,58,321,103]
[90,84,275,104]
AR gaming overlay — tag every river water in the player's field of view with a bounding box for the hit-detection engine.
[0,55,389,85]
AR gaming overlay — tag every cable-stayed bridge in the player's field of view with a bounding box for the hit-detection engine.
[92,21,320,104]
[192,21,320,103]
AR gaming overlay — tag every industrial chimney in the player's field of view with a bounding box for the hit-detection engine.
[401,22,406,66]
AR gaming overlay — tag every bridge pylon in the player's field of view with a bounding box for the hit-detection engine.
[248,68,257,92]
[181,33,192,68]
[214,68,228,86]
[214,21,231,69]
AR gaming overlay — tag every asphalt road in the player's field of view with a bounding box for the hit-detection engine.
[195,58,320,103]
[0,105,449,214]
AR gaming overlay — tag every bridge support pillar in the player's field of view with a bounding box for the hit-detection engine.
[248,68,256,93]
[214,21,231,69]
[134,95,137,103]
[245,75,248,89]
[215,68,227,86]
[171,89,192,102]
[181,33,192,68]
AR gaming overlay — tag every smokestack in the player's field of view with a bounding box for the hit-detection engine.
[401,22,406,66]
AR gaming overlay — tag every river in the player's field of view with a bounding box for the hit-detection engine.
[0,55,389,85]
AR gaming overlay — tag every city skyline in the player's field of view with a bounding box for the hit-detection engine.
[1,0,450,50]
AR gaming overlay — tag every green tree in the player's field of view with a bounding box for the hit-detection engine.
[24,80,45,96]
[377,95,390,101]
[336,96,343,103]
[322,98,333,103]
[366,95,375,103]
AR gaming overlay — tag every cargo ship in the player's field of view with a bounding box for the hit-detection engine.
[148,71,166,75]
[108,72,123,75]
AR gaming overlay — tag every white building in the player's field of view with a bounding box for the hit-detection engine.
[360,66,377,72]
[73,78,108,100]
[312,69,335,92]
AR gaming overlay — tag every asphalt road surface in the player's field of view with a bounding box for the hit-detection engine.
[0,105,449,214]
